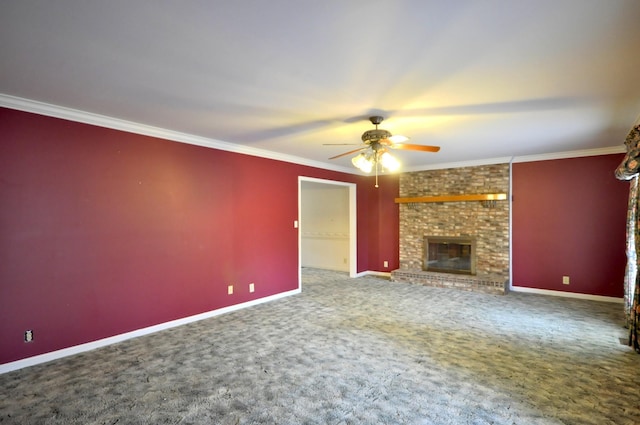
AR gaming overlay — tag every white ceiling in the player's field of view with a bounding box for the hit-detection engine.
[1,1,639,173]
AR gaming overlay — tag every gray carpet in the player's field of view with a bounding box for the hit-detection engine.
[1,268,639,424]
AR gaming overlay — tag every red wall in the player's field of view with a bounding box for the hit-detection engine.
[371,174,400,272]
[2,106,627,365]
[512,155,628,297]
[0,108,396,364]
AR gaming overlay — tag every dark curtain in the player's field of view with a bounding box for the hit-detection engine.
[615,124,640,353]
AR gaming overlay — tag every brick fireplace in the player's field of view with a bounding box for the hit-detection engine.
[391,164,510,295]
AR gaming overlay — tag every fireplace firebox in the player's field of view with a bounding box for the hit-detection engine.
[423,236,476,275]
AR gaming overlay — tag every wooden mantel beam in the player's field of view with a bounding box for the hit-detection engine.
[394,193,508,204]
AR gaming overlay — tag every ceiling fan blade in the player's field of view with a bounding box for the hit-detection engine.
[388,135,409,143]
[329,147,366,160]
[391,143,441,152]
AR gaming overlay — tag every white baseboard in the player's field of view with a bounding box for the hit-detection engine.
[354,270,391,278]
[510,286,623,303]
[0,288,301,375]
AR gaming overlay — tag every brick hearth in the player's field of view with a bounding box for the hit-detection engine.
[390,269,509,295]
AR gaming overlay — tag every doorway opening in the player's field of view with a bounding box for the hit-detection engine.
[298,177,357,287]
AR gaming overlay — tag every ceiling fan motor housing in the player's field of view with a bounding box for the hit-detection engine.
[363,116,391,143]
[362,129,392,143]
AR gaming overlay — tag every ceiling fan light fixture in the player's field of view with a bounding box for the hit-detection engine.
[380,151,400,171]
[352,153,373,173]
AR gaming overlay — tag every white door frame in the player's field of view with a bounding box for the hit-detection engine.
[298,177,357,287]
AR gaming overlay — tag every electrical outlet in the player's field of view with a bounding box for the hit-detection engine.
[383,261,389,268]
[562,276,570,285]
[228,285,234,295]
[24,330,33,342]
[249,283,255,293]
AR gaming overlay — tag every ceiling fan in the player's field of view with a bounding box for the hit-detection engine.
[327,116,440,187]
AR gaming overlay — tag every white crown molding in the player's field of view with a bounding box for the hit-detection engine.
[404,157,514,172]
[403,145,626,173]
[0,94,356,174]
[511,146,625,163]
[1,94,625,175]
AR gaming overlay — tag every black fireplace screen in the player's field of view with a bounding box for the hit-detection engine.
[423,236,476,275]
